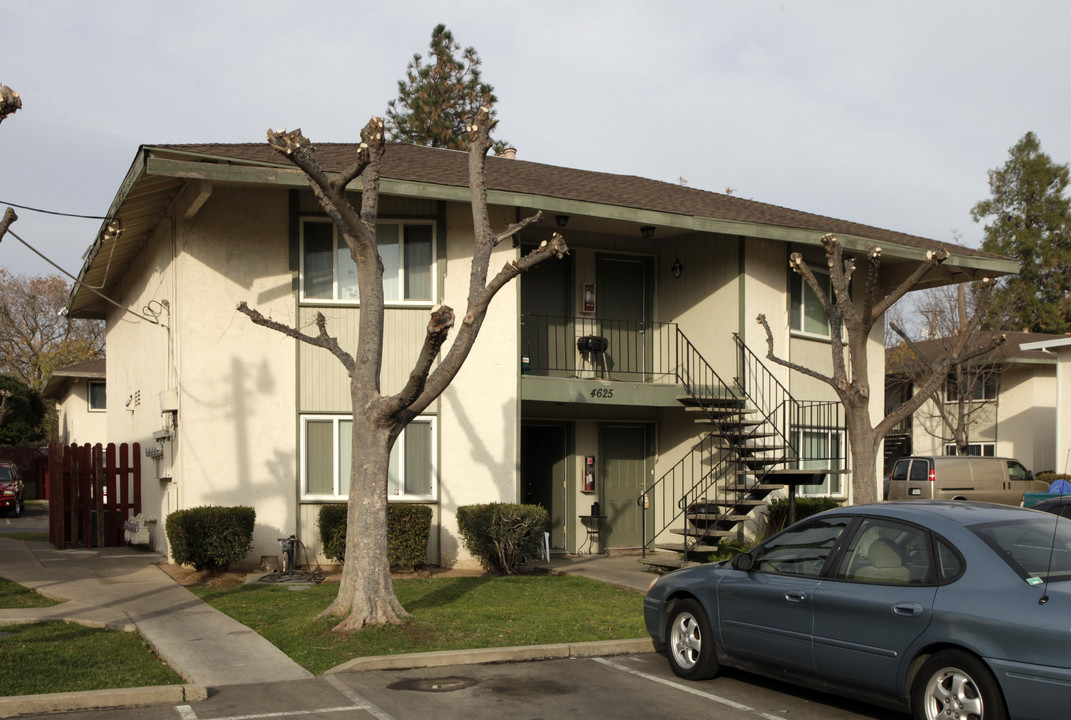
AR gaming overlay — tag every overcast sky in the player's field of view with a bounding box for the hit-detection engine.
[2,0,1069,278]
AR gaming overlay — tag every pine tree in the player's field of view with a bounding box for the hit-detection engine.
[386,25,510,153]
[971,132,1071,332]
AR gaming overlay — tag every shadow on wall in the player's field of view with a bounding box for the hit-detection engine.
[437,390,516,567]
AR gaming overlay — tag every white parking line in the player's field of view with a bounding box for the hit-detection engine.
[172,677,397,720]
[594,657,785,720]
[173,705,359,720]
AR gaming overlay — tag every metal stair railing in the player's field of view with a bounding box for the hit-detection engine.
[640,328,789,557]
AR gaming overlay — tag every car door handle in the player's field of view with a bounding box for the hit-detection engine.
[785,591,807,603]
[893,602,924,617]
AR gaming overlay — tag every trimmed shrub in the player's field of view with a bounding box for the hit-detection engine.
[765,496,842,536]
[456,502,548,575]
[388,504,433,568]
[317,503,433,568]
[164,506,255,572]
[1037,472,1071,486]
[318,504,347,564]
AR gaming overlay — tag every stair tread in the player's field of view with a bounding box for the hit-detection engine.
[670,528,740,537]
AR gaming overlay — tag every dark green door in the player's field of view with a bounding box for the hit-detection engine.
[599,424,652,550]
[521,244,573,376]
[521,424,569,551]
[596,255,653,380]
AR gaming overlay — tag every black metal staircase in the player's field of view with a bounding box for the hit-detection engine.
[639,332,842,570]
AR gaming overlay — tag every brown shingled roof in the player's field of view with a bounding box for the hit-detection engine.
[156,142,1008,259]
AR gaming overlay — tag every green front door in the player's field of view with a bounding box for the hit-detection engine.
[599,423,652,550]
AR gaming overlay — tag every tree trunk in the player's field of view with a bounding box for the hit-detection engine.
[319,387,407,631]
[844,410,879,505]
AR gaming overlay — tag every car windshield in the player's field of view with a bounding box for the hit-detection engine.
[970,516,1071,583]
[0,467,11,482]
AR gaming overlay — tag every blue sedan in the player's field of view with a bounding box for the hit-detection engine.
[644,501,1071,720]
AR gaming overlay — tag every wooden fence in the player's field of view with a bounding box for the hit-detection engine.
[48,443,141,549]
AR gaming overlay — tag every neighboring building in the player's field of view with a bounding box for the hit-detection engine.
[885,332,1061,474]
[41,359,107,446]
[1019,335,1071,475]
[64,142,1017,568]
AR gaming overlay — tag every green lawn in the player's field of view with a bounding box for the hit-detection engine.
[192,574,646,674]
[0,622,183,696]
[0,532,49,542]
[0,577,61,608]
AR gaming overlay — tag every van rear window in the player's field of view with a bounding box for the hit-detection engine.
[891,460,909,481]
[909,461,930,482]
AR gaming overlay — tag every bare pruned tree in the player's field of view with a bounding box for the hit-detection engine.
[1,84,19,244]
[237,108,567,632]
[758,234,1003,504]
[888,283,1004,455]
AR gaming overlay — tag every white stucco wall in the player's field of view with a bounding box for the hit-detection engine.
[54,381,108,446]
[173,185,297,568]
[438,202,520,569]
[105,184,296,567]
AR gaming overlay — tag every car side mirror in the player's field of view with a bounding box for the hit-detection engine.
[731,553,754,572]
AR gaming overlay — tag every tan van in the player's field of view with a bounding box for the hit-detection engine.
[886,456,1049,505]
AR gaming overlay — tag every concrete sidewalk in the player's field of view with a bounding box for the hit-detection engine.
[0,530,664,717]
[0,537,314,693]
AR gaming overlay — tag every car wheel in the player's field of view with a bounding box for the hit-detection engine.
[664,598,720,680]
[912,650,1006,720]
[11,496,22,518]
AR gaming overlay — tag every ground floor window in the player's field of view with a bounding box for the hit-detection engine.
[797,428,845,497]
[301,415,436,501]
[943,442,995,457]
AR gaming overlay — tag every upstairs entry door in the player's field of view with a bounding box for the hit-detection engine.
[596,255,653,380]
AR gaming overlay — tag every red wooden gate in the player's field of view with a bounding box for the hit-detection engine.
[47,443,141,549]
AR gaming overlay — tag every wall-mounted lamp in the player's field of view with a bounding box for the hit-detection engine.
[555,214,570,228]
[671,257,683,279]
[640,225,656,238]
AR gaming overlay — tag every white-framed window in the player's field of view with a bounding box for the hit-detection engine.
[88,380,106,412]
[943,442,996,457]
[300,218,436,304]
[790,269,831,338]
[300,415,436,501]
[945,373,998,403]
[797,428,845,497]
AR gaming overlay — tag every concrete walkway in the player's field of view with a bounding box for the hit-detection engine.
[0,520,664,716]
[0,537,314,689]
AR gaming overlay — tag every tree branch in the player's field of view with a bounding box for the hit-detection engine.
[494,211,544,247]
[871,246,950,320]
[0,207,16,243]
[0,85,20,125]
[757,313,836,387]
[236,302,355,374]
[382,306,455,419]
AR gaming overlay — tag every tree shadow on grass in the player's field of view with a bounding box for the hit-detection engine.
[399,575,495,611]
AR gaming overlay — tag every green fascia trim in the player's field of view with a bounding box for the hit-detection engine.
[520,375,683,407]
[144,154,1019,274]
[66,149,149,314]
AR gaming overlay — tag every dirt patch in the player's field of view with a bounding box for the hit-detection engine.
[156,562,487,588]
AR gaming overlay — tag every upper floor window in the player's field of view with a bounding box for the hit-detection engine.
[945,372,997,403]
[300,219,435,304]
[790,269,831,338]
[88,380,106,411]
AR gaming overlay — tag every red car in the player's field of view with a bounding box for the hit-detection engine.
[0,461,24,517]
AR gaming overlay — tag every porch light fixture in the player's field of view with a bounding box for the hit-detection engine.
[671,257,683,279]
[555,214,569,227]
[640,225,656,238]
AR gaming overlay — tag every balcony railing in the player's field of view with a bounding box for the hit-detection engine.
[521,315,680,382]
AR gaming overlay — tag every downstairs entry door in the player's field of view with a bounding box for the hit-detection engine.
[599,424,652,550]
[521,423,569,551]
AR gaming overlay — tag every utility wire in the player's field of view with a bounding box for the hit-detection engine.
[0,199,115,221]
[4,227,166,328]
